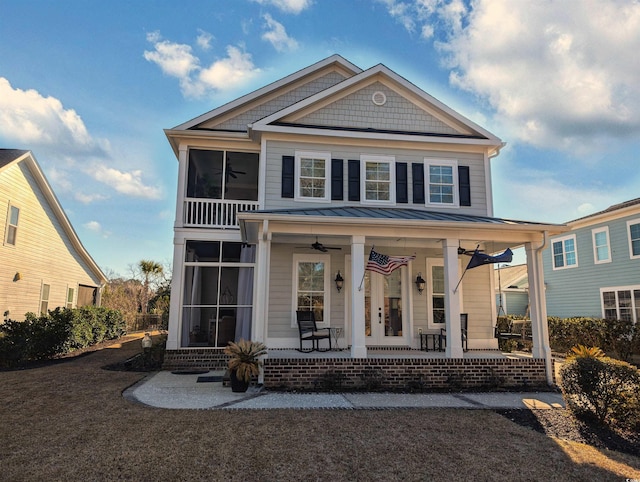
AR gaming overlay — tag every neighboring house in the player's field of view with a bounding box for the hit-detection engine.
[164,55,565,373]
[495,264,529,317]
[544,197,640,320]
[0,149,107,320]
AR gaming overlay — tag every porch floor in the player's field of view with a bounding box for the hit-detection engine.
[266,349,532,360]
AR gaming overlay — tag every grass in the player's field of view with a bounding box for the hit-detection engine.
[1,335,639,481]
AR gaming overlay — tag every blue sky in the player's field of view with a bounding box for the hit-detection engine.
[1,0,639,276]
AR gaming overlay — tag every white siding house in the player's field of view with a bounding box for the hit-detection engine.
[0,150,106,320]
[164,55,565,380]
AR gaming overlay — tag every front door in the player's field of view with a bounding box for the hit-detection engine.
[364,269,405,345]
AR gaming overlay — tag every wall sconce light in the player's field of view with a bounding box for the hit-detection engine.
[13,272,22,282]
[415,272,425,295]
[335,270,344,293]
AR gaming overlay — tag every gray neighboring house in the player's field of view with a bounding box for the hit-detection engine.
[543,197,640,320]
[495,264,529,317]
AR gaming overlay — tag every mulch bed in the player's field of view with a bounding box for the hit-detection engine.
[496,408,640,457]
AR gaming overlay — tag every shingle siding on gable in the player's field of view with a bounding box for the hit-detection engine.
[264,140,487,215]
[293,82,460,135]
[210,72,349,131]
[544,214,640,318]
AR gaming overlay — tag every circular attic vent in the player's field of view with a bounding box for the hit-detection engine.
[372,91,387,106]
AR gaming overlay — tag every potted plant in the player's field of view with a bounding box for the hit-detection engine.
[224,339,267,392]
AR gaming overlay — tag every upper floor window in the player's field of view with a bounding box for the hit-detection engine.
[427,160,458,207]
[5,205,19,246]
[187,149,258,201]
[592,227,611,264]
[361,155,395,203]
[628,219,640,259]
[552,235,578,269]
[295,151,330,201]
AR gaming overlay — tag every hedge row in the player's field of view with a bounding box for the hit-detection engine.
[0,306,126,367]
[548,317,640,361]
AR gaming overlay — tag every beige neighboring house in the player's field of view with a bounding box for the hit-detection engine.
[0,149,107,321]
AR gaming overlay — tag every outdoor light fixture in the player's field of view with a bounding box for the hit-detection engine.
[334,271,344,293]
[415,272,426,295]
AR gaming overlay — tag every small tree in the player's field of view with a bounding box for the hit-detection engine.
[138,260,164,314]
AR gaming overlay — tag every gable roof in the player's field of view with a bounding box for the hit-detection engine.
[568,197,640,228]
[495,264,528,290]
[250,63,502,149]
[0,149,107,284]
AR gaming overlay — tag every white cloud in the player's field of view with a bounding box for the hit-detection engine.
[433,0,640,148]
[75,192,108,204]
[250,0,313,14]
[197,30,213,50]
[89,165,162,200]
[83,220,110,238]
[261,14,299,52]
[0,77,108,156]
[144,33,260,98]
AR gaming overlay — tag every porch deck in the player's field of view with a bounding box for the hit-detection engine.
[266,348,524,360]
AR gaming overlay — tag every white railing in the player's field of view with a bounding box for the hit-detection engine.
[183,198,260,228]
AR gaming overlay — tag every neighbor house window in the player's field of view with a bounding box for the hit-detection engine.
[601,286,640,322]
[5,205,19,246]
[293,254,330,326]
[66,287,75,309]
[552,235,578,269]
[40,283,50,314]
[592,227,611,264]
[361,155,395,203]
[628,219,640,259]
[295,151,330,201]
[427,160,458,206]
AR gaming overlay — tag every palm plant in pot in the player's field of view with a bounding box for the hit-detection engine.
[224,339,267,392]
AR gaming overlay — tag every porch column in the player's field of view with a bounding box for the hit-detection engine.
[526,238,553,384]
[350,235,367,358]
[165,238,185,350]
[443,239,463,358]
[252,222,271,344]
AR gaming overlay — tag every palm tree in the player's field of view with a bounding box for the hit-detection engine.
[139,260,163,314]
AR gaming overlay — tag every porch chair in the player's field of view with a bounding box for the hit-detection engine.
[439,313,468,352]
[296,310,332,352]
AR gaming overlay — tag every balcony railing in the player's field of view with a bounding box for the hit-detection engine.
[183,198,260,228]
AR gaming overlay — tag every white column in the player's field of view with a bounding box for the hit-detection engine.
[166,238,185,350]
[526,239,553,384]
[350,236,367,358]
[252,222,271,344]
[174,146,188,228]
[443,239,463,358]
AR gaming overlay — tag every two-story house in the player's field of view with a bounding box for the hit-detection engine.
[544,198,640,321]
[164,55,565,386]
[1,149,107,320]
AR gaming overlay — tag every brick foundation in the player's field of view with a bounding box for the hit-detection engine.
[263,357,551,391]
[162,349,228,371]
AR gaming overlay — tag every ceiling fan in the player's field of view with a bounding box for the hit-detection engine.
[298,237,342,252]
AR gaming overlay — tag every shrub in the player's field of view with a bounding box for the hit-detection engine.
[560,348,640,429]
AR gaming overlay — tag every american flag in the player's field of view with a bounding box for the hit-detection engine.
[366,249,416,275]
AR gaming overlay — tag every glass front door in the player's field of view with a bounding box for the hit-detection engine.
[364,269,404,345]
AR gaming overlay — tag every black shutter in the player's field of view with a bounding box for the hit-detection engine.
[348,160,360,201]
[331,159,343,200]
[412,163,425,204]
[396,162,408,203]
[458,165,471,206]
[281,155,294,198]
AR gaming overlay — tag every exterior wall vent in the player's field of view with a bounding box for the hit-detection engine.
[372,91,387,106]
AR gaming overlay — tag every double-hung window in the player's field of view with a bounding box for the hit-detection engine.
[40,283,50,314]
[427,160,458,207]
[292,254,330,326]
[361,155,395,203]
[296,151,330,201]
[5,204,19,246]
[592,227,611,264]
[627,219,640,259]
[601,286,640,322]
[552,235,578,269]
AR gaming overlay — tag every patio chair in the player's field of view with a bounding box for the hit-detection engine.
[296,310,332,352]
[439,313,468,352]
